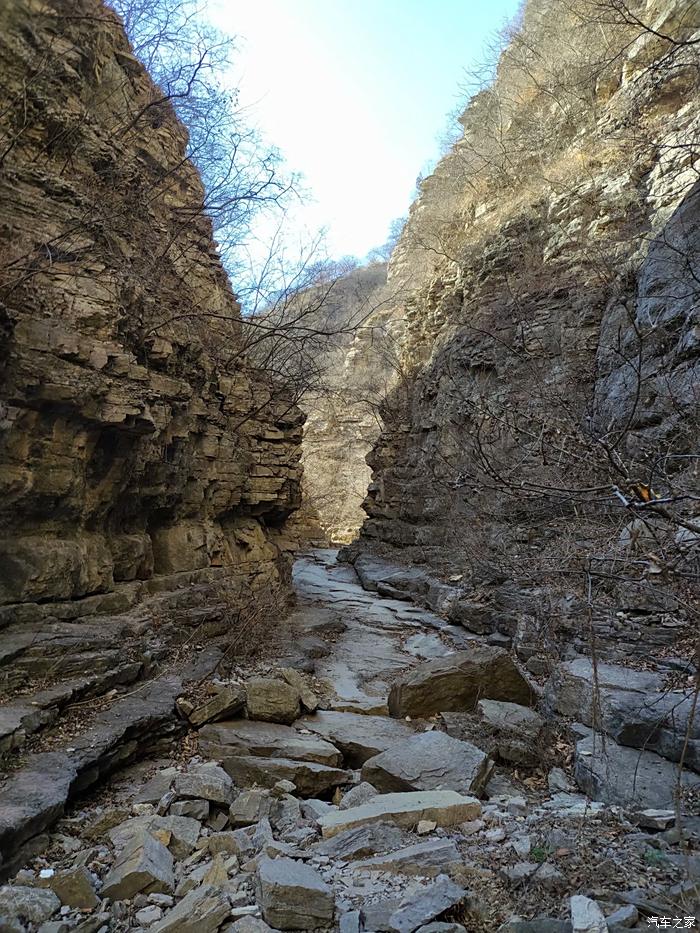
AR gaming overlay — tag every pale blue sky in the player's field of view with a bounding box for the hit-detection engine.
[210,0,520,260]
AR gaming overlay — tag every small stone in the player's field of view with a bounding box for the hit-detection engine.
[279,668,319,712]
[169,799,210,821]
[136,906,163,926]
[634,809,675,830]
[225,919,274,932]
[224,755,350,798]
[230,789,272,827]
[606,905,638,928]
[548,768,573,793]
[135,769,178,805]
[208,830,253,857]
[148,894,174,908]
[338,910,361,933]
[506,796,527,816]
[362,731,493,797]
[460,819,485,836]
[339,782,378,810]
[570,895,607,933]
[272,780,296,797]
[417,820,437,835]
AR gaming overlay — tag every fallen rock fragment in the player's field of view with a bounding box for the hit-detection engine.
[224,755,351,798]
[388,876,468,932]
[574,734,700,809]
[188,685,246,727]
[319,790,480,838]
[0,885,60,925]
[352,838,461,877]
[570,895,608,933]
[388,647,534,718]
[199,720,341,766]
[257,856,335,930]
[362,731,493,796]
[246,678,301,725]
[40,866,99,909]
[312,821,405,860]
[102,833,174,900]
[296,711,417,765]
[150,883,231,933]
[173,762,235,805]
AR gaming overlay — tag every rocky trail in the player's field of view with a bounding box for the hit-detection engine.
[1,550,699,933]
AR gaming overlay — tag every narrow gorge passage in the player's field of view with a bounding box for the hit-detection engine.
[291,550,474,714]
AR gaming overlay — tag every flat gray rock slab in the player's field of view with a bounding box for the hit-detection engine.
[319,791,480,838]
[223,755,351,798]
[362,731,493,796]
[388,646,534,718]
[296,711,417,766]
[352,838,462,877]
[388,877,467,932]
[199,719,341,766]
[574,733,700,810]
[257,856,335,930]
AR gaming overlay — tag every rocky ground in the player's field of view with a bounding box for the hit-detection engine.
[1,550,698,933]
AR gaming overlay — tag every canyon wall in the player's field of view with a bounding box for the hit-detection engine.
[349,0,700,656]
[0,0,303,619]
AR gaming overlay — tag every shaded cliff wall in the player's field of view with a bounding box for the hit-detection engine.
[353,0,699,651]
[0,0,303,615]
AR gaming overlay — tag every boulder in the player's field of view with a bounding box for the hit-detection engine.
[257,856,335,930]
[295,711,417,766]
[188,685,246,727]
[102,833,175,900]
[173,762,235,805]
[319,790,480,838]
[199,720,341,766]
[246,678,301,725]
[223,755,351,798]
[388,647,534,718]
[362,731,493,796]
[150,884,231,933]
[574,733,700,809]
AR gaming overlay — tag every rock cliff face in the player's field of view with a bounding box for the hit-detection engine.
[350,0,700,655]
[297,263,406,543]
[0,0,303,617]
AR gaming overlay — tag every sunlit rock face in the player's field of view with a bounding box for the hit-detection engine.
[0,0,303,613]
[348,0,699,648]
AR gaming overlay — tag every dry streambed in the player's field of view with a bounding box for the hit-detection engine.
[0,551,698,932]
